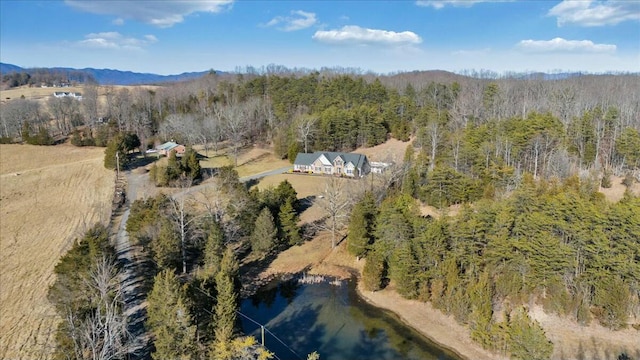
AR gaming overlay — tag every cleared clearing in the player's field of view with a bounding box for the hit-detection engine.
[0,144,114,360]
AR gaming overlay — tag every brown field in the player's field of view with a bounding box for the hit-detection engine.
[0,144,114,360]
[0,86,85,103]
[198,145,291,178]
[0,84,162,108]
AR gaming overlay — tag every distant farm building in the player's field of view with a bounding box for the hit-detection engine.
[293,151,370,178]
[155,141,186,156]
[53,91,82,100]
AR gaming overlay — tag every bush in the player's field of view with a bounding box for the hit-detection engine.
[601,171,612,188]
[622,172,635,188]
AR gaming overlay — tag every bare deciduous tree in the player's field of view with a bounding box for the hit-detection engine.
[317,177,352,248]
[0,99,44,138]
[64,257,131,360]
[296,113,317,153]
[48,96,81,135]
[220,97,260,166]
[82,83,99,128]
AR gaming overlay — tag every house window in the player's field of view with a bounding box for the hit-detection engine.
[324,166,332,173]
[315,166,321,172]
[346,169,353,175]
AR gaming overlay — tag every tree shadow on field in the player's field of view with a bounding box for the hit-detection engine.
[125,153,158,170]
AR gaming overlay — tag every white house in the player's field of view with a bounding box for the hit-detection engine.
[293,151,370,178]
[53,92,82,100]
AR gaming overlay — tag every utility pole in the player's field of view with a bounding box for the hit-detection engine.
[261,325,265,346]
[115,151,120,178]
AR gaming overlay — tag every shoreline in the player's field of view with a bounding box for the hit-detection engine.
[251,234,504,360]
[252,233,640,360]
[354,280,505,360]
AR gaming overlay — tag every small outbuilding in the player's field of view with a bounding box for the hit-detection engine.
[156,141,186,156]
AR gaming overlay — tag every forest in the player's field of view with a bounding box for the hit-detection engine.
[30,68,640,360]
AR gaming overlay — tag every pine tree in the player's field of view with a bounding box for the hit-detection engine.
[167,149,182,180]
[151,219,181,271]
[201,220,225,283]
[362,247,386,291]
[469,271,494,348]
[147,270,197,360]
[181,147,202,181]
[347,192,377,259]
[507,308,553,360]
[251,207,277,255]
[279,200,301,246]
[210,248,239,360]
[388,242,419,298]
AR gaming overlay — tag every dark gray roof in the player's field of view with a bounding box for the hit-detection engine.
[294,151,368,169]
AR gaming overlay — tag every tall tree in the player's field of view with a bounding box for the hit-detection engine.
[279,199,301,246]
[210,248,239,360]
[251,207,277,255]
[147,270,197,360]
[317,177,351,248]
[347,192,377,259]
[296,113,318,153]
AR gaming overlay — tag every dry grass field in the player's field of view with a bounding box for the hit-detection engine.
[0,144,114,360]
[0,84,162,109]
[198,145,291,178]
[0,86,85,104]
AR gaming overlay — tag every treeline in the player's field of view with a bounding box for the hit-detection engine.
[351,174,640,359]
[2,68,95,88]
[2,71,638,180]
[122,167,309,359]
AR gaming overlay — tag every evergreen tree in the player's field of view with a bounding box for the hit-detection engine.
[251,207,277,255]
[104,134,129,169]
[151,218,181,271]
[166,150,181,180]
[593,275,631,330]
[210,248,239,360]
[347,192,377,258]
[388,241,419,298]
[468,271,494,348]
[181,147,202,181]
[201,220,225,283]
[507,308,553,360]
[147,270,197,360]
[362,246,386,291]
[279,200,301,246]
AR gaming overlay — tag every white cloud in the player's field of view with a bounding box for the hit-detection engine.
[416,0,510,9]
[548,0,640,27]
[312,26,422,46]
[65,0,234,28]
[77,32,158,50]
[517,38,616,53]
[112,18,124,26]
[265,10,317,31]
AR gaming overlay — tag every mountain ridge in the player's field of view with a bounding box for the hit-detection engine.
[0,62,213,85]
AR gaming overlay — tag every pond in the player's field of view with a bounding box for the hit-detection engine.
[240,276,462,360]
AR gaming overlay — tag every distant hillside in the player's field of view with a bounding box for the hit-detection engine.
[0,63,213,85]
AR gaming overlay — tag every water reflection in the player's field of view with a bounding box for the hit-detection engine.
[240,277,461,360]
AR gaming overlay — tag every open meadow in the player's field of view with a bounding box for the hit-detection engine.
[0,144,114,359]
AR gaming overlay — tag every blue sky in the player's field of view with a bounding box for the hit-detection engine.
[1,0,639,75]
